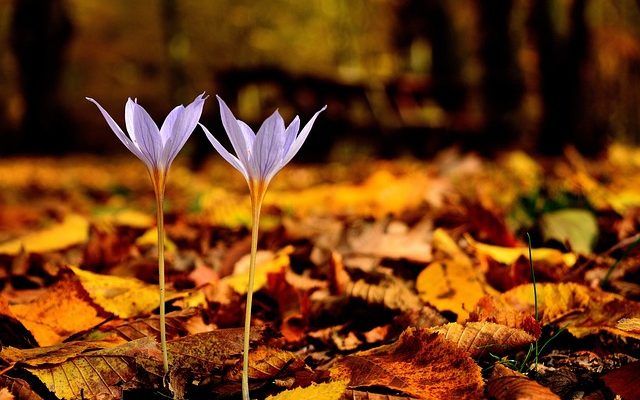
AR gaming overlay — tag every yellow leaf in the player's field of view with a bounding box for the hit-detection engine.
[135,227,177,252]
[0,214,89,255]
[94,208,154,229]
[266,380,348,400]
[617,318,640,334]
[417,229,497,321]
[70,266,181,318]
[222,246,293,295]
[465,235,577,266]
[494,283,640,339]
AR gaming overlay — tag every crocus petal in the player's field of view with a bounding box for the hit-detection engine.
[252,110,285,181]
[160,93,207,167]
[282,116,300,155]
[237,120,256,148]
[282,105,327,166]
[124,99,137,147]
[159,105,184,146]
[200,123,249,180]
[86,97,147,163]
[130,102,163,168]
[216,96,251,169]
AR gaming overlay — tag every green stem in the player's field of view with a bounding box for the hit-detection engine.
[242,182,266,400]
[153,170,169,374]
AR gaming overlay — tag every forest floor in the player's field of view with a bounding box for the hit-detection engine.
[0,145,639,400]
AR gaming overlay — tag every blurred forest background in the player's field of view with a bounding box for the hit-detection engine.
[1,0,640,162]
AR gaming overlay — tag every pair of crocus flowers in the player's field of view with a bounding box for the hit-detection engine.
[87,94,325,399]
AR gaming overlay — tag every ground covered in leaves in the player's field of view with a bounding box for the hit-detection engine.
[1,145,640,400]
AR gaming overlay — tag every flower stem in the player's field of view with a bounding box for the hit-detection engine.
[153,170,169,374]
[242,182,266,400]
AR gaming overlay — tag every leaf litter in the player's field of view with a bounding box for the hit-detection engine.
[0,146,640,399]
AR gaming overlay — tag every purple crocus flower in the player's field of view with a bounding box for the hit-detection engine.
[86,94,206,173]
[201,95,325,400]
[201,95,326,189]
[86,93,207,374]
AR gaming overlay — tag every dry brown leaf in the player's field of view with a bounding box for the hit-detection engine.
[495,283,640,339]
[331,328,484,400]
[430,322,536,358]
[416,229,497,321]
[225,345,305,381]
[0,214,89,255]
[9,279,105,346]
[164,326,268,398]
[345,276,422,312]
[0,376,43,400]
[1,338,160,400]
[487,363,560,400]
[267,380,348,400]
[346,218,433,263]
[73,308,212,344]
[70,266,182,319]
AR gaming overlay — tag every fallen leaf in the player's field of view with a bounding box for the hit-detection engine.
[267,380,348,400]
[222,246,293,294]
[225,346,305,381]
[93,208,154,229]
[330,328,484,399]
[0,338,159,400]
[417,229,497,321]
[469,295,541,337]
[0,295,38,348]
[346,218,433,263]
[346,276,422,312]
[0,388,14,400]
[0,214,89,255]
[616,317,640,333]
[70,266,181,318]
[494,283,640,339]
[0,376,43,400]
[164,326,268,398]
[487,363,560,400]
[602,361,640,400]
[134,227,177,252]
[430,322,536,358]
[9,279,104,346]
[466,235,577,267]
[540,209,598,254]
[73,308,211,344]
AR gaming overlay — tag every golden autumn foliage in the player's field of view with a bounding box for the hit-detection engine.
[1,149,640,399]
[416,229,497,321]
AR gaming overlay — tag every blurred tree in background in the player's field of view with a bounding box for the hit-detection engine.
[0,0,639,159]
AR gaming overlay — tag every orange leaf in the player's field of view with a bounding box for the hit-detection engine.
[330,328,484,400]
[9,279,105,346]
